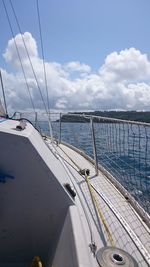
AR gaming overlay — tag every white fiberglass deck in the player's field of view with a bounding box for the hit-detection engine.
[54,142,150,267]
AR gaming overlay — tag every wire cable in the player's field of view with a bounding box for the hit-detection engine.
[2,0,36,114]
[36,0,53,138]
[8,0,48,110]
[36,0,50,113]
[0,69,8,116]
[9,0,53,138]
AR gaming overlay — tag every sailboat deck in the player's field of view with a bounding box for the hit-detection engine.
[54,142,150,267]
[0,118,149,266]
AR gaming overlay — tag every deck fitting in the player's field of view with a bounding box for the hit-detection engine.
[96,246,139,266]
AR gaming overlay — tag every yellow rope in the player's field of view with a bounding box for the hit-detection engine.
[30,256,43,267]
[85,174,116,247]
[58,145,116,247]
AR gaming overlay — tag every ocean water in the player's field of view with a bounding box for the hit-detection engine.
[39,121,150,214]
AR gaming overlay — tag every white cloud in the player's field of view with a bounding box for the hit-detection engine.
[64,61,91,74]
[123,83,150,109]
[3,32,38,68]
[99,48,150,83]
[1,33,150,113]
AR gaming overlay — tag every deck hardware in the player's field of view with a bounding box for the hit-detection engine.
[85,169,90,176]
[79,169,90,176]
[89,242,97,256]
[16,121,26,130]
[64,183,76,198]
[96,247,139,266]
[111,253,125,264]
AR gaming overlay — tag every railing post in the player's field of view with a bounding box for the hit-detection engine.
[90,117,98,175]
[35,112,38,128]
[59,113,62,143]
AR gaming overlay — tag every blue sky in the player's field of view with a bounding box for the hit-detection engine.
[0,0,150,112]
[1,0,150,68]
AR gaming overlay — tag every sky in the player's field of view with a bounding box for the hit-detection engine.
[0,0,150,114]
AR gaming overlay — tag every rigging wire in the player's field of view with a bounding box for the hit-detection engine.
[0,69,8,117]
[2,0,36,114]
[8,0,53,138]
[36,0,53,138]
[36,0,50,115]
[8,1,47,113]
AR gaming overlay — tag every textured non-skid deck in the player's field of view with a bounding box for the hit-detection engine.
[55,143,150,267]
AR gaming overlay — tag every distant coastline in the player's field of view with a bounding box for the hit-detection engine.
[59,111,150,123]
